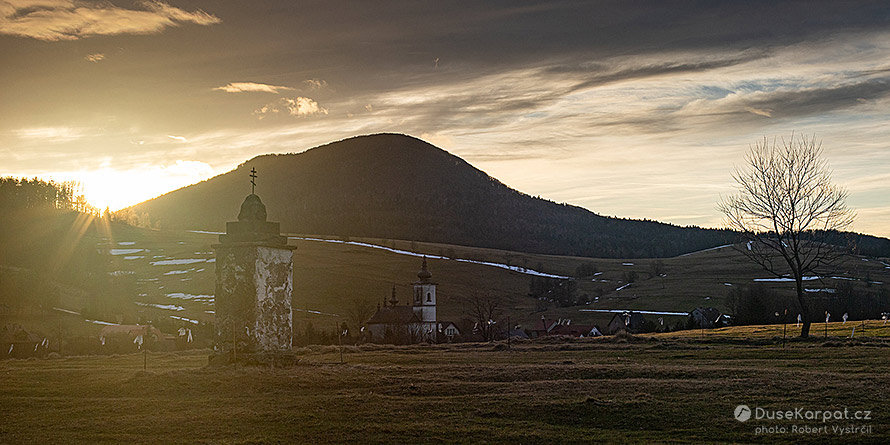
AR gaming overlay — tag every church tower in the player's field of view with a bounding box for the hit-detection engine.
[412,257,437,339]
[213,168,296,354]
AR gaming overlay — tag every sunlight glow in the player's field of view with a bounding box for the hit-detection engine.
[55,161,215,211]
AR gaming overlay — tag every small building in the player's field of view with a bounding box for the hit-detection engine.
[1,324,46,359]
[529,317,557,338]
[689,307,722,328]
[99,324,172,352]
[607,311,648,334]
[550,323,603,338]
[438,321,461,341]
[212,170,296,354]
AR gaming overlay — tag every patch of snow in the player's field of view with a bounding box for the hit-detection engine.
[293,308,341,317]
[188,230,224,235]
[616,283,631,291]
[170,315,199,324]
[193,251,213,255]
[204,310,215,314]
[754,276,820,282]
[593,272,603,276]
[110,248,144,255]
[136,302,185,311]
[830,276,856,281]
[724,283,733,286]
[166,292,214,302]
[704,297,711,300]
[207,258,215,263]
[678,244,733,257]
[288,236,570,279]
[580,309,689,316]
[124,256,145,260]
[163,269,194,276]
[137,278,159,282]
[117,241,136,246]
[86,319,118,326]
[805,288,837,293]
[151,258,205,266]
[196,268,205,273]
[53,307,81,315]
[622,263,634,266]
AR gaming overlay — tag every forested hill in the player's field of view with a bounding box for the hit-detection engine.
[128,134,743,258]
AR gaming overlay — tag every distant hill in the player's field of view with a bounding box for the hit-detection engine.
[127,134,886,258]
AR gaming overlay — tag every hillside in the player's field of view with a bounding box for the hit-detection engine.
[129,133,739,258]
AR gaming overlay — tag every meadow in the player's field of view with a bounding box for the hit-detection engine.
[2,328,889,444]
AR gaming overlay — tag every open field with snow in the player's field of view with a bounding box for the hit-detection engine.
[6,223,888,344]
[2,335,889,443]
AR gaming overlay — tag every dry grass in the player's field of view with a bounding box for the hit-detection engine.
[2,337,889,443]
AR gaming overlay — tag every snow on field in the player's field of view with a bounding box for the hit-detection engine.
[294,308,341,317]
[163,269,194,276]
[194,251,213,255]
[136,302,185,311]
[724,283,733,286]
[188,230,224,235]
[805,289,837,293]
[754,276,820,282]
[678,244,733,257]
[124,256,145,260]
[170,315,199,324]
[830,276,856,281]
[622,263,634,266]
[110,248,144,255]
[580,309,689,316]
[166,292,214,302]
[86,319,118,326]
[53,307,81,315]
[593,272,603,276]
[117,241,136,246]
[288,236,570,279]
[616,283,631,291]
[151,258,206,266]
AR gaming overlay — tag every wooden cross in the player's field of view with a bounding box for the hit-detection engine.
[250,167,257,194]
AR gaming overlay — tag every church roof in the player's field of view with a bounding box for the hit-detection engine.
[367,306,421,325]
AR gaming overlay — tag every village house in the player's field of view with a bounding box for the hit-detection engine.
[1,324,47,359]
[607,311,649,334]
[689,307,723,329]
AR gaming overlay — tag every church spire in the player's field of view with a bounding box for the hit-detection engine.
[389,285,399,307]
[250,167,257,194]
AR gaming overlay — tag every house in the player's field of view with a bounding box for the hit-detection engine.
[607,312,648,334]
[438,321,461,341]
[529,316,558,338]
[1,324,46,359]
[99,324,172,352]
[689,307,722,328]
[549,323,603,338]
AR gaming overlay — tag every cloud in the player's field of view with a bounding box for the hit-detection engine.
[213,82,294,94]
[84,52,104,62]
[304,79,327,89]
[167,135,186,142]
[253,97,328,119]
[0,0,220,41]
[14,126,88,142]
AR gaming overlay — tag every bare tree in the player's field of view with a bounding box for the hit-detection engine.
[719,133,854,337]
[463,292,502,342]
[345,296,377,336]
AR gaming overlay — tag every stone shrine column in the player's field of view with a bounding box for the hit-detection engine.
[212,188,296,354]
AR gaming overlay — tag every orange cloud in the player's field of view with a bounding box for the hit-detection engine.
[0,0,220,41]
[213,82,294,94]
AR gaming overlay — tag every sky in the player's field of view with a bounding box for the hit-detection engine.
[1,0,889,237]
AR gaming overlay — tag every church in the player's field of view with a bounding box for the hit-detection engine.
[365,258,460,343]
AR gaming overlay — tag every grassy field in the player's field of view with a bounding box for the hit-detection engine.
[2,332,889,444]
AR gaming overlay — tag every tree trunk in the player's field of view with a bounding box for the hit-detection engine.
[796,278,811,338]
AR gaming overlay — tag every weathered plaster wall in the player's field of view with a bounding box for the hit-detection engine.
[215,246,258,352]
[253,246,294,351]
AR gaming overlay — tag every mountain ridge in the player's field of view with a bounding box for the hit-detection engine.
[126,133,887,258]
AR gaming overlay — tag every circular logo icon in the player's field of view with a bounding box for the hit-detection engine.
[735,405,752,422]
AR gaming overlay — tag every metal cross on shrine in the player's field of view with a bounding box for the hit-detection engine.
[250,167,257,194]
